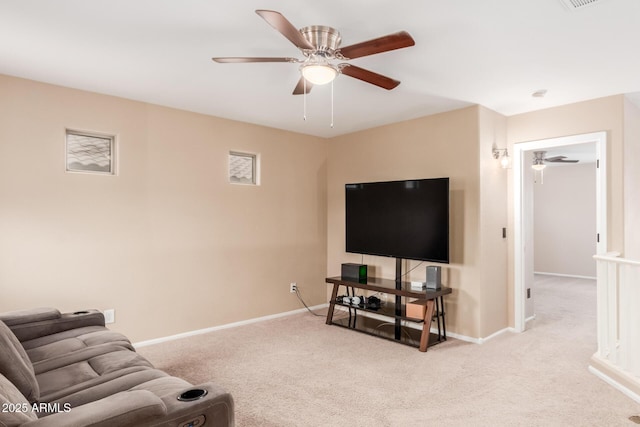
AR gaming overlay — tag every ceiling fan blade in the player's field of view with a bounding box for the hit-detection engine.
[340,64,401,90]
[544,155,580,163]
[255,10,314,51]
[338,31,415,60]
[292,77,313,95]
[212,57,298,63]
[544,156,566,162]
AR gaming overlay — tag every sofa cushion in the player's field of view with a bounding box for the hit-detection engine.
[35,347,155,402]
[0,308,60,327]
[0,321,39,403]
[7,311,106,343]
[22,327,133,363]
[46,369,170,409]
[0,372,38,427]
[32,344,137,376]
[130,375,192,398]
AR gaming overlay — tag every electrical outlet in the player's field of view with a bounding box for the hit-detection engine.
[290,283,297,293]
[103,309,115,324]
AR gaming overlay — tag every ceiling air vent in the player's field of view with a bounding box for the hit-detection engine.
[559,0,609,11]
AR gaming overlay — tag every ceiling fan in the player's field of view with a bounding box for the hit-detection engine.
[532,150,579,170]
[211,10,415,94]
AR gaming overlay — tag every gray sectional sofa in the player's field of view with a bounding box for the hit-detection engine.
[0,308,234,426]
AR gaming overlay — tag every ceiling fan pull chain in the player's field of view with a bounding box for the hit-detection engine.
[303,78,307,121]
[330,79,334,128]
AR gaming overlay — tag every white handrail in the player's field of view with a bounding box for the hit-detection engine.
[594,252,640,266]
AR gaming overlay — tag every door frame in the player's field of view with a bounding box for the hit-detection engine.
[512,131,607,332]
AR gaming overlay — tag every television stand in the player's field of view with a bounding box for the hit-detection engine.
[325,276,452,352]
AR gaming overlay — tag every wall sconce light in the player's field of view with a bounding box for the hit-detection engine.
[492,147,511,169]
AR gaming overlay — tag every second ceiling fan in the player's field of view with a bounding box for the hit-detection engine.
[532,151,580,170]
[212,10,415,94]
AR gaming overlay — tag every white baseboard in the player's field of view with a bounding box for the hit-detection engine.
[135,303,513,349]
[133,303,328,348]
[446,327,516,344]
[534,271,597,280]
[477,327,515,344]
[589,365,640,404]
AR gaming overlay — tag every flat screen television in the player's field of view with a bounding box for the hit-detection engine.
[345,177,449,264]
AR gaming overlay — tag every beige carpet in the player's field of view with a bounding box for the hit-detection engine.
[138,276,640,426]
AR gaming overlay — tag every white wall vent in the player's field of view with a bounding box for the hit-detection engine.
[559,0,609,11]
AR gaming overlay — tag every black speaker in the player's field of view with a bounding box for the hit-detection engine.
[426,266,441,290]
[341,263,367,282]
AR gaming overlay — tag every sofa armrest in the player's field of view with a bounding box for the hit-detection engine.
[160,382,235,427]
[22,390,167,427]
[3,309,106,343]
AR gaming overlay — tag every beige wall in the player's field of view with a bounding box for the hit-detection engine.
[506,95,625,326]
[327,106,491,338]
[533,163,597,277]
[0,74,328,342]
[2,72,633,342]
[477,107,509,337]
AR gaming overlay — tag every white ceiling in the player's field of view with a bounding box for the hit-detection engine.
[1,0,639,138]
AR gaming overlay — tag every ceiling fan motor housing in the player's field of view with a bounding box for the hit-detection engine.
[300,26,342,57]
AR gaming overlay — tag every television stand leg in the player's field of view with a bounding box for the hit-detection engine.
[325,282,340,325]
[395,258,402,340]
[419,299,436,352]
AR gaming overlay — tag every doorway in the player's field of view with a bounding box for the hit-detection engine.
[512,131,607,332]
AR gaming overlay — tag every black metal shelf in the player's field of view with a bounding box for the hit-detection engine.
[330,316,444,349]
[331,301,430,323]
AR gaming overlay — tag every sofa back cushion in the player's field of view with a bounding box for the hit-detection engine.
[0,307,61,327]
[0,321,39,403]
[0,372,38,426]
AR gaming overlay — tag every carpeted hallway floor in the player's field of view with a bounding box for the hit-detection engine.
[138,275,640,426]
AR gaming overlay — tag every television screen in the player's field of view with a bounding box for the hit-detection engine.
[345,178,449,263]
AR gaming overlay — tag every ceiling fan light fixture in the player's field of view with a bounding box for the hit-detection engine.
[532,151,547,170]
[301,63,337,85]
[301,64,337,85]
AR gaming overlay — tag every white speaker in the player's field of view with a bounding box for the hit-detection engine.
[426,266,442,290]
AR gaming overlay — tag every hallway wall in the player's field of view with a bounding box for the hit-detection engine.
[533,163,597,278]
